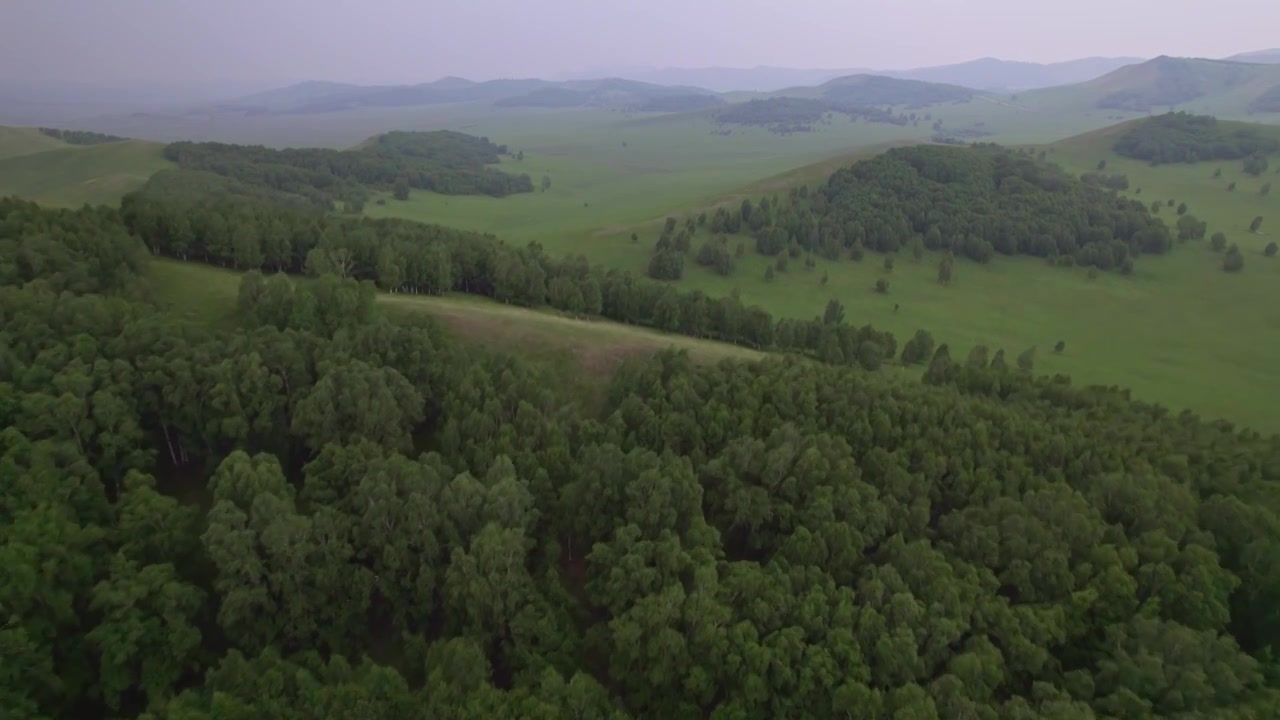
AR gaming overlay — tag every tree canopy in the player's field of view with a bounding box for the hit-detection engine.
[718,143,1171,271]
[5,192,1280,719]
[159,130,532,210]
[1112,112,1280,164]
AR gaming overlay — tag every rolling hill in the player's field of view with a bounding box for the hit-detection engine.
[0,133,172,207]
[1224,49,1280,64]
[1016,56,1280,117]
[0,125,71,160]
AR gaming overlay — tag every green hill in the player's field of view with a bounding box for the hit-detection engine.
[0,137,172,207]
[1017,56,1280,118]
[0,125,70,160]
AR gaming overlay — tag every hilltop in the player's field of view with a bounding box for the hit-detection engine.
[1017,56,1280,117]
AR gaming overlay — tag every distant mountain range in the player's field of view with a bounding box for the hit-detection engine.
[562,57,1143,93]
[1224,48,1280,64]
[195,77,719,116]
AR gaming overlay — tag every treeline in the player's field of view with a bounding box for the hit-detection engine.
[710,143,1171,271]
[714,97,920,133]
[160,130,533,210]
[118,193,904,369]
[7,195,1280,719]
[1113,112,1280,164]
[37,126,128,144]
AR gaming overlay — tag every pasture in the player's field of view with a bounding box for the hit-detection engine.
[0,138,172,207]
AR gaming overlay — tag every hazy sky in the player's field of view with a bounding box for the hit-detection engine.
[2,0,1276,89]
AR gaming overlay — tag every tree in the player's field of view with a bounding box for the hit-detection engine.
[764,265,776,282]
[823,298,845,325]
[1262,182,1272,196]
[630,232,638,244]
[883,256,895,273]
[900,330,936,365]
[1097,159,1107,170]
[1265,241,1278,257]
[1177,214,1207,241]
[393,178,410,201]
[1213,167,1222,178]
[1211,232,1228,252]
[874,278,890,294]
[516,150,524,160]
[541,175,552,192]
[1177,202,1188,216]
[1251,216,1264,233]
[1054,340,1066,354]
[1223,244,1244,272]
[1017,346,1036,371]
[937,256,954,285]
[1243,153,1269,176]
[1228,181,1237,192]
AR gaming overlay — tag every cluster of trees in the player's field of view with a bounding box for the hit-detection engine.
[117,193,902,369]
[7,197,1280,718]
[159,130,533,210]
[37,126,127,144]
[714,97,919,134]
[1112,112,1280,164]
[716,144,1171,272]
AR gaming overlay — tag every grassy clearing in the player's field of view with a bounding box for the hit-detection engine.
[0,139,172,207]
[0,126,68,160]
[149,259,764,377]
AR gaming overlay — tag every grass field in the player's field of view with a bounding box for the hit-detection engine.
[467,119,1279,432]
[149,259,765,376]
[0,126,69,160]
[0,138,172,207]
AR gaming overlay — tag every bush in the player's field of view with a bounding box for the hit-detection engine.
[874,278,890,294]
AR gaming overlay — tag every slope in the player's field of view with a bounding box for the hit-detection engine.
[0,138,172,207]
[1017,56,1280,118]
[0,125,70,160]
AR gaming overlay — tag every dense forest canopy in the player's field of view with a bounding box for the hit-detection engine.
[1112,112,1280,164]
[160,130,533,210]
[37,127,128,145]
[5,193,1280,719]
[712,144,1171,271]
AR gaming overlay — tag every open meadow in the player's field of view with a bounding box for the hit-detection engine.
[0,137,171,207]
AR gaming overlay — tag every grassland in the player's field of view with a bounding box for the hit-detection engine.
[0,126,69,159]
[149,259,764,376]
[0,138,172,207]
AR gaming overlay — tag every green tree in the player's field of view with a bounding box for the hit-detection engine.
[937,256,954,284]
[392,177,410,201]
[1177,214,1207,241]
[901,330,936,366]
[1251,216,1264,233]
[874,278,890,294]
[1265,241,1278,257]
[1177,202,1188,215]
[1211,232,1228,252]
[1054,340,1066,353]
[1223,244,1244,272]
[823,298,845,325]
[1017,346,1036,371]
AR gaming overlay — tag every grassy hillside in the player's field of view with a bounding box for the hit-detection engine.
[0,125,69,159]
[1046,118,1280,253]
[1017,57,1280,118]
[0,137,171,207]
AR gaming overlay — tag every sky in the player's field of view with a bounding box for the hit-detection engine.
[1,0,1277,91]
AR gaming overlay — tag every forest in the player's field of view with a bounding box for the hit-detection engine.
[159,130,533,210]
[714,98,915,133]
[1111,112,1280,164]
[710,144,1171,271]
[5,193,1280,719]
[117,191,903,370]
[37,127,128,145]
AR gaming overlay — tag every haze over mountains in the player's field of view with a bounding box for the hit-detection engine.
[563,56,1144,93]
